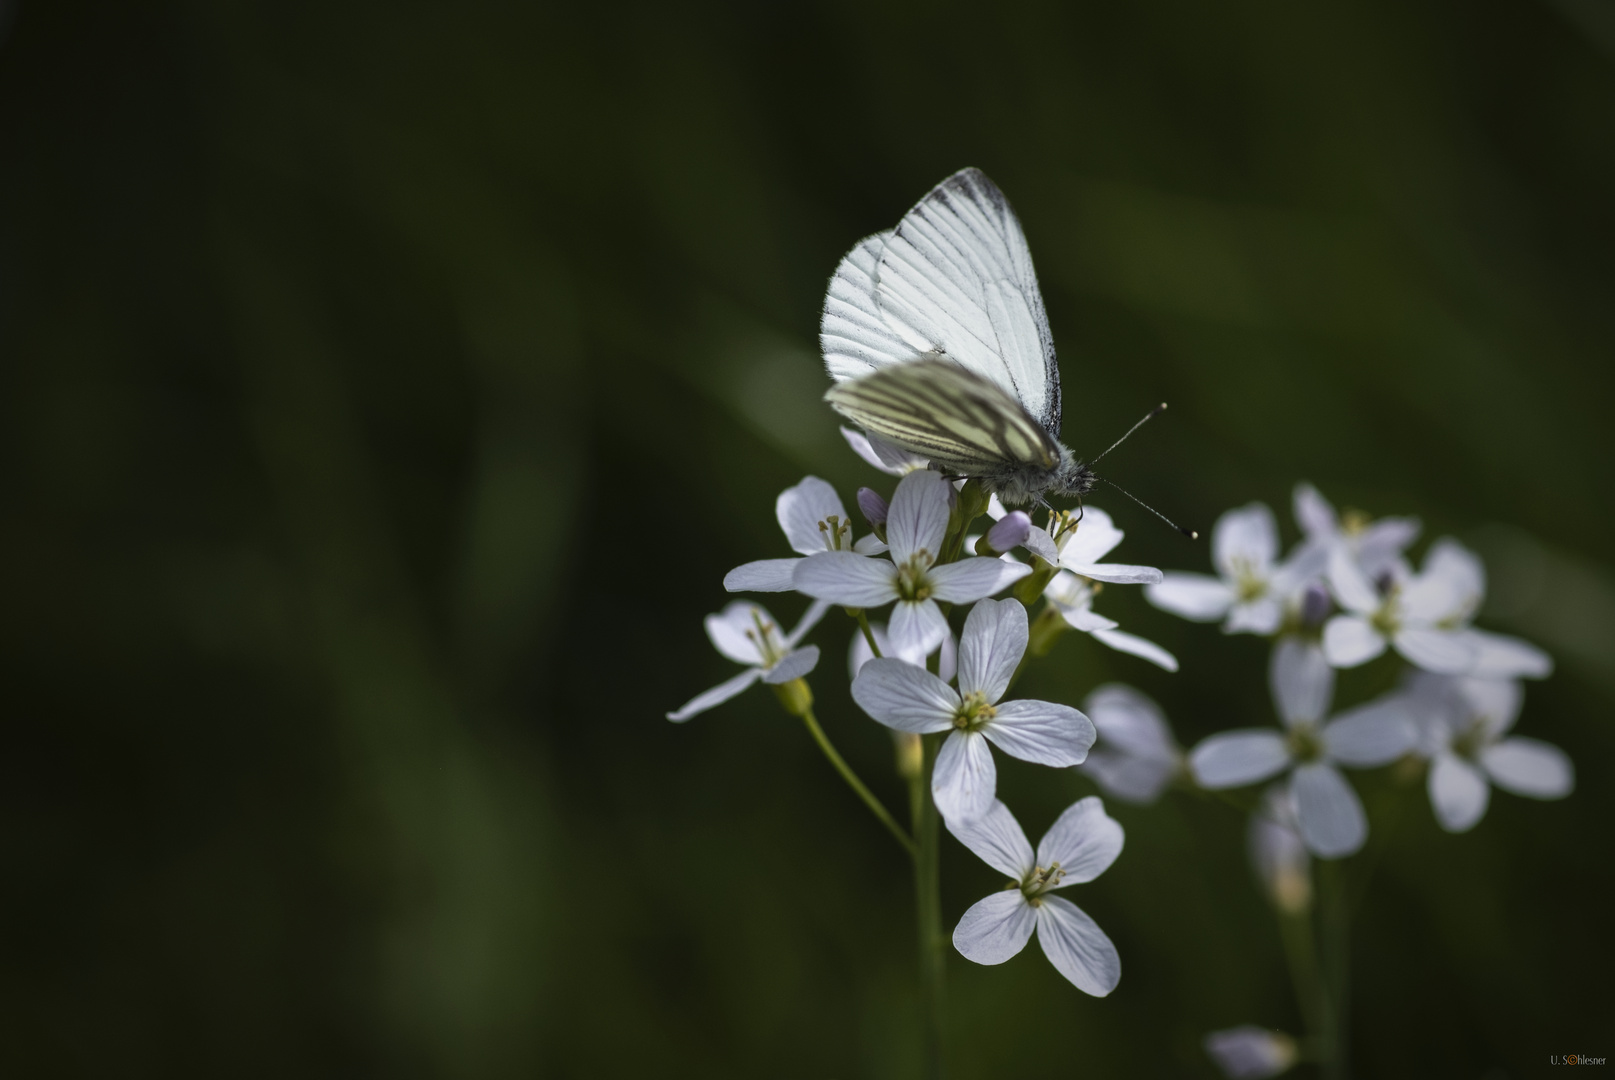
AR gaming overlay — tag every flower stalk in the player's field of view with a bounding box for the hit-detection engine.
[913,733,946,1079]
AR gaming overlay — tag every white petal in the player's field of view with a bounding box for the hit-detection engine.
[1022,525,1061,564]
[792,551,898,607]
[1058,506,1124,565]
[1090,628,1180,672]
[1322,615,1385,668]
[1248,788,1310,911]
[1428,752,1490,832]
[944,798,1034,879]
[1293,482,1337,540]
[1290,763,1367,858]
[1326,547,1381,615]
[1482,737,1573,799]
[983,700,1097,767]
[928,556,1032,603]
[1323,700,1417,766]
[958,597,1028,702]
[1393,628,1476,675]
[933,730,997,824]
[848,658,957,733]
[1036,796,1124,884]
[886,469,951,564]
[666,667,763,722]
[776,476,848,555]
[1145,573,1234,621]
[1356,517,1421,575]
[1066,561,1164,585]
[1213,503,1279,579]
[840,426,921,476]
[985,493,1008,521]
[952,890,1036,966]
[847,620,887,678]
[785,598,832,646]
[1204,1025,1299,1079]
[704,601,773,665]
[723,558,801,593]
[763,645,820,684]
[1191,730,1292,789]
[1078,752,1179,805]
[889,598,950,664]
[852,532,888,555]
[1062,606,1117,632]
[1084,683,1176,759]
[1462,629,1553,680]
[1035,895,1121,997]
[1225,597,1284,636]
[1270,639,1334,727]
[1453,676,1522,737]
[1403,538,1484,624]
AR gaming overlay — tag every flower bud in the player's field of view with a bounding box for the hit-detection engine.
[894,731,923,779]
[985,510,1033,554]
[1298,582,1332,628]
[856,487,889,527]
[1204,1026,1298,1079]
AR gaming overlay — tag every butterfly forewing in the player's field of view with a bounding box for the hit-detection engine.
[819,168,1062,438]
[824,359,1061,476]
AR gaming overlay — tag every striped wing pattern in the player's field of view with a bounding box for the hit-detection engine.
[824,359,1060,476]
[820,168,1063,438]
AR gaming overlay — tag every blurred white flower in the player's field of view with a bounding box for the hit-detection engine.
[723,476,886,593]
[1046,570,1179,672]
[1078,684,1183,804]
[1204,1026,1299,1079]
[667,599,830,722]
[1248,785,1311,914]
[1189,640,1416,857]
[847,619,956,683]
[1146,502,1322,635]
[841,425,927,475]
[1323,537,1552,678]
[850,598,1095,823]
[948,797,1124,996]
[1406,673,1574,832]
[1294,481,1419,582]
[794,470,1029,663]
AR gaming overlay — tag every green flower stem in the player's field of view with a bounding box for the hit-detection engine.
[1317,859,1351,1080]
[1277,905,1326,1043]
[913,733,946,1079]
[854,609,883,658]
[799,707,916,857]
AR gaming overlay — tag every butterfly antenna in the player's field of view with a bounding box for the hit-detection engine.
[1095,476,1198,540]
[1089,403,1168,467]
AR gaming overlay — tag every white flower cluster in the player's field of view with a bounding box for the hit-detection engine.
[668,427,1185,995]
[1137,483,1573,1079]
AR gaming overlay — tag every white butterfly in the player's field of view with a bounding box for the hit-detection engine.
[820,168,1098,508]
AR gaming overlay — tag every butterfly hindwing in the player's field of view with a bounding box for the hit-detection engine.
[824,359,1061,477]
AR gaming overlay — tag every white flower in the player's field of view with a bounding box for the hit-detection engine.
[1322,538,1551,678]
[723,476,885,593]
[1248,785,1311,914]
[1204,1026,1299,1079]
[666,600,830,722]
[1046,570,1179,671]
[847,619,957,682]
[1189,639,1416,857]
[986,497,1160,582]
[1294,481,1419,581]
[1146,502,1322,635]
[850,598,1095,823]
[948,796,1124,996]
[1078,684,1183,804]
[1407,673,1574,832]
[794,470,1030,663]
[842,425,927,475]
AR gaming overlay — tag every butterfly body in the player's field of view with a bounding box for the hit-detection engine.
[820,168,1095,507]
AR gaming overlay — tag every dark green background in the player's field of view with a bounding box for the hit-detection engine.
[3,0,1611,1075]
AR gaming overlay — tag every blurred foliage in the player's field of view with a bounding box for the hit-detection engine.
[2,0,1612,1076]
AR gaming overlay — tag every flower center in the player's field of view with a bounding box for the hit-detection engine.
[1342,508,1371,536]
[744,611,787,668]
[1369,585,1402,638]
[1451,717,1490,760]
[896,550,936,601]
[817,515,853,552]
[1285,723,1325,763]
[952,689,997,731]
[1229,557,1268,603]
[1019,861,1066,904]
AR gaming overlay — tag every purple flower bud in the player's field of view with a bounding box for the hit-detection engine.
[986,510,1033,554]
[1299,582,1332,628]
[856,487,889,527]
